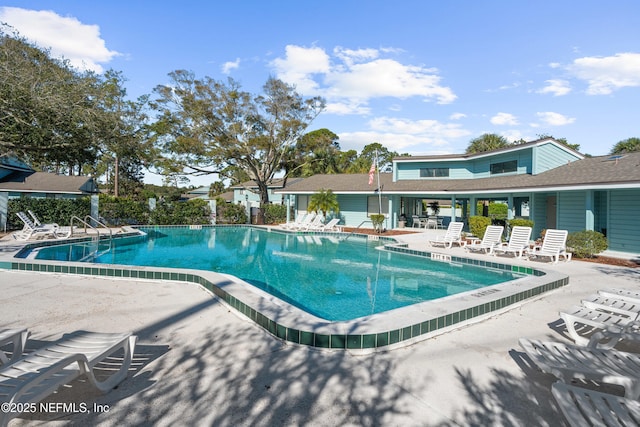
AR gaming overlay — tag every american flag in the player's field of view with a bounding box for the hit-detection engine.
[368,162,376,185]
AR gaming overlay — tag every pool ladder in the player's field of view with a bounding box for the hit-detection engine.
[70,215,113,260]
[341,220,373,241]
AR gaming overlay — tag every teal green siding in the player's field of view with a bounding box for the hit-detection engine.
[532,142,582,174]
[557,191,586,232]
[608,190,640,253]
[395,161,472,180]
[470,151,532,178]
[531,193,550,237]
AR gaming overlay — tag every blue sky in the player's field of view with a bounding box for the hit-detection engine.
[2,1,640,186]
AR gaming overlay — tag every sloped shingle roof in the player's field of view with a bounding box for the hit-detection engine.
[277,152,640,195]
[0,171,97,194]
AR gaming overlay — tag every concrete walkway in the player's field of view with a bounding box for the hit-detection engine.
[1,232,639,426]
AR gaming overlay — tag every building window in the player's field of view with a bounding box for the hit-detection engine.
[297,195,309,211]
[490,160,517,175]
[420,168,449,178]
[368,196,389,215]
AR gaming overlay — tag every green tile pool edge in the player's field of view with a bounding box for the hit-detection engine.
[6,226,569,351]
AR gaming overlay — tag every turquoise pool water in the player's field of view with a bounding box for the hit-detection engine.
[29,227,524,321]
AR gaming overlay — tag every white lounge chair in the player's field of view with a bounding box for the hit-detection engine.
[429,221,465,249]
[0,330,136,426]
[520,338,640,399]
[0,329,29,365]
[12,212,70,241]
[293,213,316,230]
[301,215,323,231]
[582,294,640,318]
[281,213,307,230]
[559,305,639,346]
[599,289,640,305]
[493,226,532,259]
[315,218,341,232]
[529,229,572,263]
[551,381,640,427]
[465,225,503,255]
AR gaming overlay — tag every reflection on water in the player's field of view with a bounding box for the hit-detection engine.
[32,227,523,321]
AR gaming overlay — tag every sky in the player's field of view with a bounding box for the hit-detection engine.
[2,1,640,186]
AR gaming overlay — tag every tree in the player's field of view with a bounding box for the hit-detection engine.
[285,128,341,177]
[465,134,511,154]
[150,72,325,218]
[611,137,640,154]
[1,26,105,171]
[347,142,399,173]
[95,70,154,196]
[536,134,580,152]
[307,189,340,220]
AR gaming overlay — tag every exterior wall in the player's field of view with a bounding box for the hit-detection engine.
[395,161,472,180]
[531,193,550,238]
[608,189,640,253]
[557,191,587,233]
[469,151,532,178]
[395,150,534,181]
[532,142,582,174]
[232,188,284,206]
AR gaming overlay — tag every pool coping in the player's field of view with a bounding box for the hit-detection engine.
[1,225,569,353]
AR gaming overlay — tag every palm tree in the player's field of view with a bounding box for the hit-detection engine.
[611,137,640,154]
[465,133,510,154]
[308,189,340,221]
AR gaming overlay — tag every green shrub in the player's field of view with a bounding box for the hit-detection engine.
[567,230,608,258]
[469,216,492,239]
[150,198,210,225]
[8,197,91,229]
[370,214,385,232]
[508,218,534,229]
[99,195,149,226]
[263,204,287,225]
[216,202,247,224]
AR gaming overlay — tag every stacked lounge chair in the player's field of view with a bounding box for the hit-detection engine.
[0,329,136,425]
[517,288,640,426]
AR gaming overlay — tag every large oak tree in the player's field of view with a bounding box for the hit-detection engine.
[150,71,325,208]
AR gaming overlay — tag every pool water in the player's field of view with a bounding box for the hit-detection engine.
[30,227,524,321]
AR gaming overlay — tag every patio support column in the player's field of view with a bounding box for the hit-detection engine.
[286,195,291,223]
[90,195,99,227]
[0,192,8,232]
[469,196,477,217]
[450,196,457,222]
[585,190,595,231]
[507,195,515,220]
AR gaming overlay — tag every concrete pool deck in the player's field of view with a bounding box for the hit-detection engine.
[1,230,640,426]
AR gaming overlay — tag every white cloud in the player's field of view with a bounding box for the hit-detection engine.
[449,112,466,120]
[270,45,331,94]
[0,7,120,73]
[337,116,471,153]
[221,58,240,74]
[270,44,456,114]
[490,112,519,126]
[538,79,571,96]
[536,111,576,126]
[568,52,640,95]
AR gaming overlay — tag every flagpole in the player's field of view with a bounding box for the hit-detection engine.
[375,149,382,214]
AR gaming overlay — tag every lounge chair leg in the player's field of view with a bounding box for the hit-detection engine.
[83,335,137,393]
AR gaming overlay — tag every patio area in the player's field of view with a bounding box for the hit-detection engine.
[1,231,639,426]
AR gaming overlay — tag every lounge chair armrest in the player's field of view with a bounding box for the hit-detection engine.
[8,353,89,405]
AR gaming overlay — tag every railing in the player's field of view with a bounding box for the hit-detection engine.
[70,215,113,241]
[341,220,372,241]
[70,215,113,261]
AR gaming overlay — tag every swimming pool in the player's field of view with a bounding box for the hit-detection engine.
[27,227,524,321]
[8,225,569,351]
